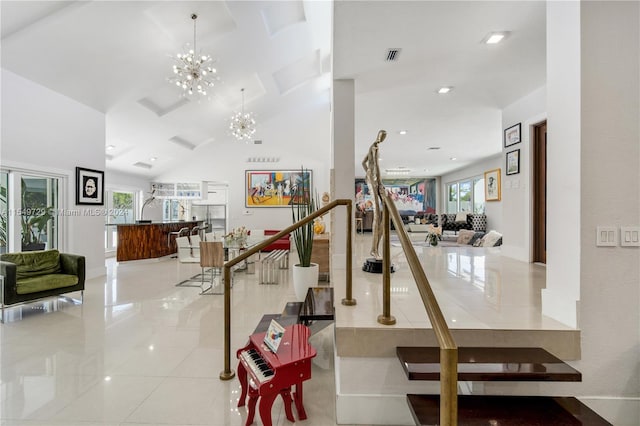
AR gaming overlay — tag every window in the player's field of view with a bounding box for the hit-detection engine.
[459,180,472,212]
[105,190,136,251]
[163,199,186,221]
[446,175,485,214]
[447,183,458,213]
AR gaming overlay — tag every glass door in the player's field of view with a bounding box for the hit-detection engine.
[0,172,8,254]
[20,175,59,251]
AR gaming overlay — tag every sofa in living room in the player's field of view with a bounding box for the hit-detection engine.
[0,249,85,322]
[408,213,487,233]
[440,212,487,233]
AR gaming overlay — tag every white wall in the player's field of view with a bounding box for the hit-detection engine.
[1,69,106,278]
[575,1,640,422]
[500,86,546,262]
[543,0,582,328]
[332,79,355,269]
[154,97,331,233]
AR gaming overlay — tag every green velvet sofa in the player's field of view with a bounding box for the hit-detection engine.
[0,249,85,322]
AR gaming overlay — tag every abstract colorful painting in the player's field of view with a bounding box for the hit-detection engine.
[245,170,312,207]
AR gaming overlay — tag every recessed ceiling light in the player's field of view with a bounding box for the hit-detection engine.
[399,130,407,135]
[450,157,457,161]
[106,145,115,151]
[483,31,509,44]
[427,147,441,150]
[149,157,157,162]
[437,86,453,94]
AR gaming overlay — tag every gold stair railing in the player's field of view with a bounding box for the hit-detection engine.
[219,199,354,381]
[381,192,459,426]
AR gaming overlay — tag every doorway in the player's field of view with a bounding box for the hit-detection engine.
[533,121,547,263]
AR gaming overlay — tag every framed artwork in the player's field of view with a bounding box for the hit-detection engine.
[504,122,521,147]
[245,169,312,207]
[76,167,104,205]
[506,149,520,175]
[484,168,501,201]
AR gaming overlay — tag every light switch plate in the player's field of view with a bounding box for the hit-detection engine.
[596,226,617,246]
[620,226,640,247]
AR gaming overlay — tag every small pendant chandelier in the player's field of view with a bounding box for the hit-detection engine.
[169,14,218,97]
[229,88,257,142]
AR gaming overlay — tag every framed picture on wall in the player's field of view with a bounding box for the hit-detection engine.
[504,122,521,147]
[245,169,312,207]
[484,168,501,201]
[506,149,520,175]
[76,167,104,205]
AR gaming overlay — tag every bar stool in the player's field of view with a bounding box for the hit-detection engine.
[355,217,364,234]
[168,226,190,248]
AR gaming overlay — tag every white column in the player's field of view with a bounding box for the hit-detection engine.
[331,79,355,268]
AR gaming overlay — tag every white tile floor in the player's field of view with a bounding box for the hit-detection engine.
[0,232,565,425]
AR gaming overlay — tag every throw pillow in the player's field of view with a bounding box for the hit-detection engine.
[456,229,475,245]
[455,212,468,223]
[473,238,484,247]
[482,230,503,247]
[468,232,485,246]
[493,237,503,247]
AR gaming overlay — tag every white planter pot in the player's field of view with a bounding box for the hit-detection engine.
[292,263,319,301]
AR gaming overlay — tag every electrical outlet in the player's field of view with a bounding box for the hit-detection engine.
[620,226,640,247]
[596,226,617,246]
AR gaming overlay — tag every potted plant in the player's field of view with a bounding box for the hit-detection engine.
[291,168,319,301]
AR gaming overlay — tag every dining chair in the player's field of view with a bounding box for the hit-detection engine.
[175,236,201,287]
[199,241,225,295]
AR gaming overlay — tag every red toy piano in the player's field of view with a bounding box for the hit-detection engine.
[236,323,316,426]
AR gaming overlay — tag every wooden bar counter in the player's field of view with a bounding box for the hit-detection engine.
[116,221,200,262]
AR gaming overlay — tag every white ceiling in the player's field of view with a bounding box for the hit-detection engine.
[1,0,546,179]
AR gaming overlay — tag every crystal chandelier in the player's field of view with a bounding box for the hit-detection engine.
[169,14,217,96]
[229,88,257,141]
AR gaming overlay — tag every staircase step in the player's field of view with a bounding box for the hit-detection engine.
[300,286,334,322]
[406,394,611,425]
[397,347,581,382]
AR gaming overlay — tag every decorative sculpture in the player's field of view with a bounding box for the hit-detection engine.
[362,130,387,259]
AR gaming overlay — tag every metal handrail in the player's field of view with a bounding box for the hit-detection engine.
[219,199,353,381]
[382,192,458,425]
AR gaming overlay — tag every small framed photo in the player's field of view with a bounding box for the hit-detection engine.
[484,168,501,202]
[506,149,520,175]
[504,122,521,147]
[76,167,104,205]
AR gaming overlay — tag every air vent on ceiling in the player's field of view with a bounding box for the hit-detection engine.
[247,157,280,163]
[133,162,152,169]
[254,140,263,145]
[169,136,197,151]
[386,48,402,62]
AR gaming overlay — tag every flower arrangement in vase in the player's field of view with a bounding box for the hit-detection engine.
[224,226,248,248]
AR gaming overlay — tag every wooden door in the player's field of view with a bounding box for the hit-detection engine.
[533,122,547,263]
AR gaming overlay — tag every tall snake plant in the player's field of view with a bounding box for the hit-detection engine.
[291,168,317,267]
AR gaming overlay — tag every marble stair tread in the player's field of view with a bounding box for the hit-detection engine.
[397,347,581,382]
[406,394,611,426]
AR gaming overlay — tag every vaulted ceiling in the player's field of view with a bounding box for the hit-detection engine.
[1,1,546,179]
